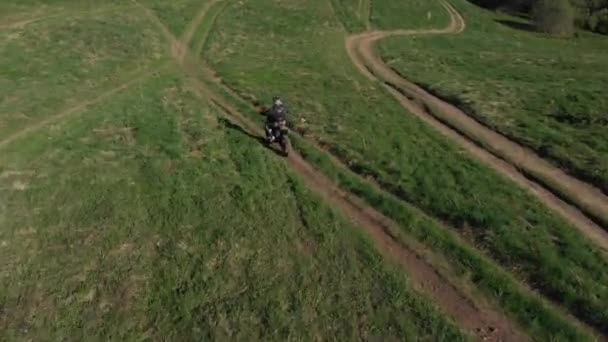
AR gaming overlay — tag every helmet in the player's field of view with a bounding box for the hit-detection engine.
[272,96,283,107]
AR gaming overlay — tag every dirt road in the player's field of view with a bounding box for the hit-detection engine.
[345,0,608,251]
[131,1,528,340]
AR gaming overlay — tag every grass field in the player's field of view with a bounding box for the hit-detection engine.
[0,70,465,340]
[370,0,450,30]
[139,0,205,37]
[329,0,451,32]
[378,0,608,194]
[205,0,608,334]
[2,0,608,339]
[0,1,471,340]
[207,82,593,340]
[0,3,163,140]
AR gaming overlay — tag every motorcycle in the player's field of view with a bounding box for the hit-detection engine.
[265,119,290,156]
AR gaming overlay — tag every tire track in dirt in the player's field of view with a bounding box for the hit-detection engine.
[0,64,167,150]
[192,1,229,57]
[346,0,608,250]
[134,2,528,340]
[179,0,219,54]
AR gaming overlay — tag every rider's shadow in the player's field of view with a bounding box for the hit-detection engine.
[218,117,286,158]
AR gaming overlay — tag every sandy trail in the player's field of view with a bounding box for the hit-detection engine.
[131,1,528,340]
[345,0,608,250]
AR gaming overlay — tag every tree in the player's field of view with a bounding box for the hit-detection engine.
[588,8,608,33]
[533,0,576,36]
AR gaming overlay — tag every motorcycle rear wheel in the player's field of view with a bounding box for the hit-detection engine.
[280,135,290,156]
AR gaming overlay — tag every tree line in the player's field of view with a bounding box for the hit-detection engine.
[471,0,608,36]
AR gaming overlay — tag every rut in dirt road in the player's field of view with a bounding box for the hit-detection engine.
[346,0,608,250]
[132,1,529,340]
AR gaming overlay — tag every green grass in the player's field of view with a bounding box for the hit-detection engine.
[0,64,467,340]
[329,0,451,32]
[204,67,593,341]
[189,0,228,53]
[378,0,608,193]
[205,0,608,334]
[138,0,205,37]
[0,4,469,340]
[370,0,450,29]
[291,135,592,341]
[330,0,368,32]
[0,5,164,139]
[0,0,137,33]
[0,0,126,17]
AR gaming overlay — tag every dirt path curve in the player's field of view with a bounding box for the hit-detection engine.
[133,1,528,340]
[346,0,608,250]
[0,65,165,150]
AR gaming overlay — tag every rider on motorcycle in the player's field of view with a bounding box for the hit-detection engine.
[265,96,289,142]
